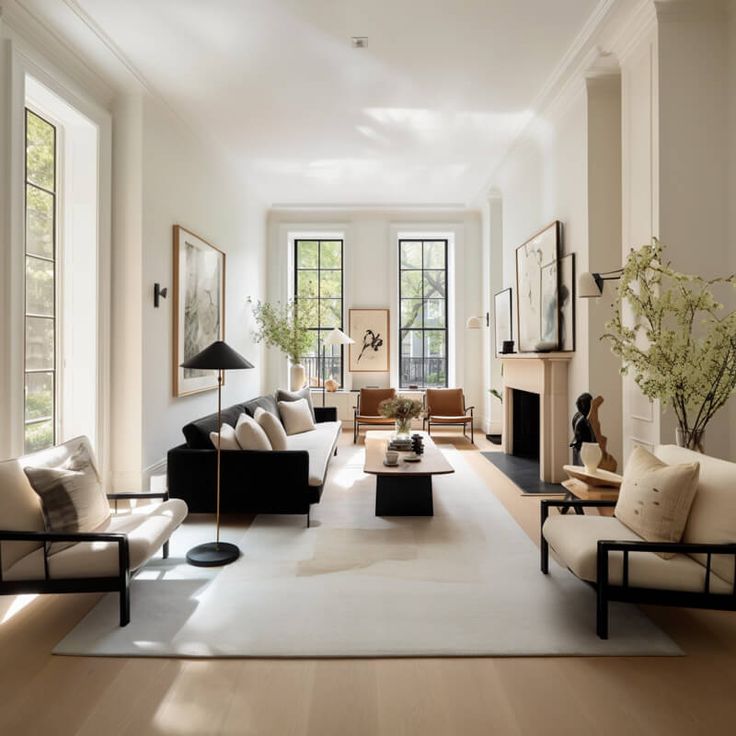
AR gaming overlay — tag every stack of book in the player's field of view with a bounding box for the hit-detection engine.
[388,437,413,452]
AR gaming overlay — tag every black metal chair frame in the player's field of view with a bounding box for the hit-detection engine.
[0,491,171,627]
[423,393,475,445]
[540,498,736,639]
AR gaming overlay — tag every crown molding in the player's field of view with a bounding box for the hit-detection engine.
[611,0,657,63]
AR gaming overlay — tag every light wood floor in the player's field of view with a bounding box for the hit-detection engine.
[2,430,736,736]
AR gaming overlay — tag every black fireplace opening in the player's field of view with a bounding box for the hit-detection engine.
[512,389,540,460]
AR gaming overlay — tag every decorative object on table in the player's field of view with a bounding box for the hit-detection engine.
[384,450,399,466]
[173,225,226,397]
[411,433,425,455]
[403,454,421,463]
[349,308,389,372]
[321,327,355,406]
[494,288,513,356]
[570,392,595,465]
[378,395,423,438]
[579,442,603,474]
[558,253,576,351]
[560,463,623,515]
[250,298,316,390]
[388,436,413,451]
[603,239,736,452]
[588,395,617,472]
[181,339,254,566]
[324,378,338,392]
[515,221,561,352]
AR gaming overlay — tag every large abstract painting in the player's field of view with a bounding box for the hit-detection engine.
[559,252,576,351]
[493,288,513,356]
[173,225,226,397]
[515,221,561,352]
[349,309,390,372]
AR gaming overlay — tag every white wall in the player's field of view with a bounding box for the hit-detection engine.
[265,209,484,425]
[109,94,267,485]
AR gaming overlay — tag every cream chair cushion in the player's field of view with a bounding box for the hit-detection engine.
[209,423,241,451]
[278,398,316,436]
[615,446,699,558]
[656,445,736,584]
[4,498,188,581]
[254,407,288,451]
[286,421,341,487]
[543,514,731,594]
[235,412,272,451]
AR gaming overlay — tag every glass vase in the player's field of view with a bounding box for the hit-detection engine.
[394,417,412,438]
[676,427,705,453]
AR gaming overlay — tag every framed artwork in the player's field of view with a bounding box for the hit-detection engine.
[493,288,513,356]
[349,309,390,372]
[515,221,561,352]
[559,252,576,351]
[173,225,226,397]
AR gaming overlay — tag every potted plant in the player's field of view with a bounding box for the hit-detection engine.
[379,396,424,438]
[250,298,316,390]
[604,239,736,452]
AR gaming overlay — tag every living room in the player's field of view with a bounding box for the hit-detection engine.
[2,1,736,734]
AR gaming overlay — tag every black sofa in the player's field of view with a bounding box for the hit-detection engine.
[167,392,339,525]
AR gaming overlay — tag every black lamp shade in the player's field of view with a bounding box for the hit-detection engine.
[181,340,254,370]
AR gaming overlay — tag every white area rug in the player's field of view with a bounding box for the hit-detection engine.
[55,445,681,657]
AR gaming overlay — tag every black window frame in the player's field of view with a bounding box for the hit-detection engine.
[24,108,58,453]
[398,238,449,389]
[293,238,345,388]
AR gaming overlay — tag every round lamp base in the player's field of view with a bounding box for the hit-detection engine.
[186,542,240,567]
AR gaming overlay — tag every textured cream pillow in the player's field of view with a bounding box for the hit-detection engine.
[254,407,288,451]
[278,398,316,436]
[615,446,700,558]
[209,423,241,451]
[235,413,272,451]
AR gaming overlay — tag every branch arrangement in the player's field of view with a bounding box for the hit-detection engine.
[603,240,736,450]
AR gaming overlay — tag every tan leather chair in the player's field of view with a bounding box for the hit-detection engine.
[353,388,396,443]
[424,388,475,444]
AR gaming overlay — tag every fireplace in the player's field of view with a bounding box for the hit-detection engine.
[511,389,540,460]
[499,354,571,483]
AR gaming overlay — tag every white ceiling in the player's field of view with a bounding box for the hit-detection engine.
[17,0,602,206]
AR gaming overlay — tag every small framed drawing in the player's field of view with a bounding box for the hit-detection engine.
[173,225,226,397]
[515,220,561,352]
[349,309,390,372]
[493,288,513,356]
[559,252,576,351]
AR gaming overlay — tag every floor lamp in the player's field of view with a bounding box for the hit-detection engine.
[181,340,253,567]
[321,327,355,406]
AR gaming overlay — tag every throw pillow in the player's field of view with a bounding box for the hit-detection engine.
[209,423,241,451]
[278,398,316,436]
[235,413,272,451]
[615,446,700,558]
[254,407,288,451]
[23,441,110,554]
[276,387,316,421]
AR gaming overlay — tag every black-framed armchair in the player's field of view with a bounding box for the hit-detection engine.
[424,388,475,444]
[0,437,187,626]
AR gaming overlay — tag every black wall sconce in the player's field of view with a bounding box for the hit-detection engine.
[154,283,168,308]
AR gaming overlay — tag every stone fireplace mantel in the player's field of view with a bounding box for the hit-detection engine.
[499,354,572,483]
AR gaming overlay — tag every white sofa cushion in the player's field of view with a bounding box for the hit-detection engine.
[210,423,241,450]
[254,407,288,451]
[235,412,272,451]
[286,420,341,487]
[543,514,731,594]
[615,446,699,558]
[656,444,736,584]
[278,398,316,436]
[3,498,188,581]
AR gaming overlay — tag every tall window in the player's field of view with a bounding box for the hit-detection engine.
[294,239,344,386]
[24,109,58,452]
[399,239,448,388]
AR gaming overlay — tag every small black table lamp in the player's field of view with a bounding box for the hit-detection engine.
[181,340,253,566]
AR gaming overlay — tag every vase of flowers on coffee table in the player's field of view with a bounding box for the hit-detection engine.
[378,396,423,439]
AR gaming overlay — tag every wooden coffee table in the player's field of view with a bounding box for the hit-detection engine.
[363,431,455,516]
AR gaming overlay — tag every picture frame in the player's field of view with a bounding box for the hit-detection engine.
[173,225,226,397]
[493,288,513,356]
[559,252,576,351]
[515,221,561,352]
[349,309,390,372]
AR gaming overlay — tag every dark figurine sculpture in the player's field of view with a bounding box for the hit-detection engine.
[570,392,595,465]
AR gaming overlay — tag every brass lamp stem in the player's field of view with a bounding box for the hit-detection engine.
[216,370,222,546]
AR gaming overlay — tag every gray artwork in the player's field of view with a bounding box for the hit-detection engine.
[540,260,558,348]
[559,253,575,351]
